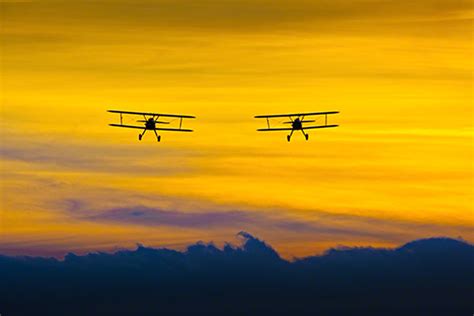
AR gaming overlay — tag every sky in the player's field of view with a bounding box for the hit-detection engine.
[0,0,473,258]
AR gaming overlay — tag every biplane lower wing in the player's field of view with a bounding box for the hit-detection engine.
[258,124,338,131]
[108,110,195,119]
[257,127,294,131]
[155,127,193,132]
[109,124,193,132]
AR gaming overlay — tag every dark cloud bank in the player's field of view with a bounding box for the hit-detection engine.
[1,232,473,316]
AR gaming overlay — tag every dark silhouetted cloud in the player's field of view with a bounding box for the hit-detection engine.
[0,233,472,316]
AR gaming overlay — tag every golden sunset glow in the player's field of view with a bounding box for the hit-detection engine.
[1,0,473,258]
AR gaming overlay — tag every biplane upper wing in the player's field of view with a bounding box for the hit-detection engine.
[108,110,195,119]
[255,111,339,119]
[109,124,193,132]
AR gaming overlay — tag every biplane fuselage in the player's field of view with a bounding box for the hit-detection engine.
[292,118,303,130]
[145,118,156,130]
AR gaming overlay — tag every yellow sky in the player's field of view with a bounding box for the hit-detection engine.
[1,0,473,258]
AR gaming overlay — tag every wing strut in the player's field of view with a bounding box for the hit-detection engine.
[266,118,270,129]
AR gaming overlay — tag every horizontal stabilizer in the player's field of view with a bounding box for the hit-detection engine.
[136,120,170,124]
[283,120,316,124]
[257,124,338,132]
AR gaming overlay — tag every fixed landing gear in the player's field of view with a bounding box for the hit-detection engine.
[287,129,294,142]
[300,129,309,141]
[138,129,161,142]
[287,130,309,141]
[139,129,147,141]
[153,129,161,142]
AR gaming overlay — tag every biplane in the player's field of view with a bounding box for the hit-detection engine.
[108,110,195,142]
[255,111,339,142]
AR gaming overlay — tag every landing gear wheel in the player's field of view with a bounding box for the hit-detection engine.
[138,134,142,141]
[157,135,161,142]
[305,134,309,141]
[287,135,291,142]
